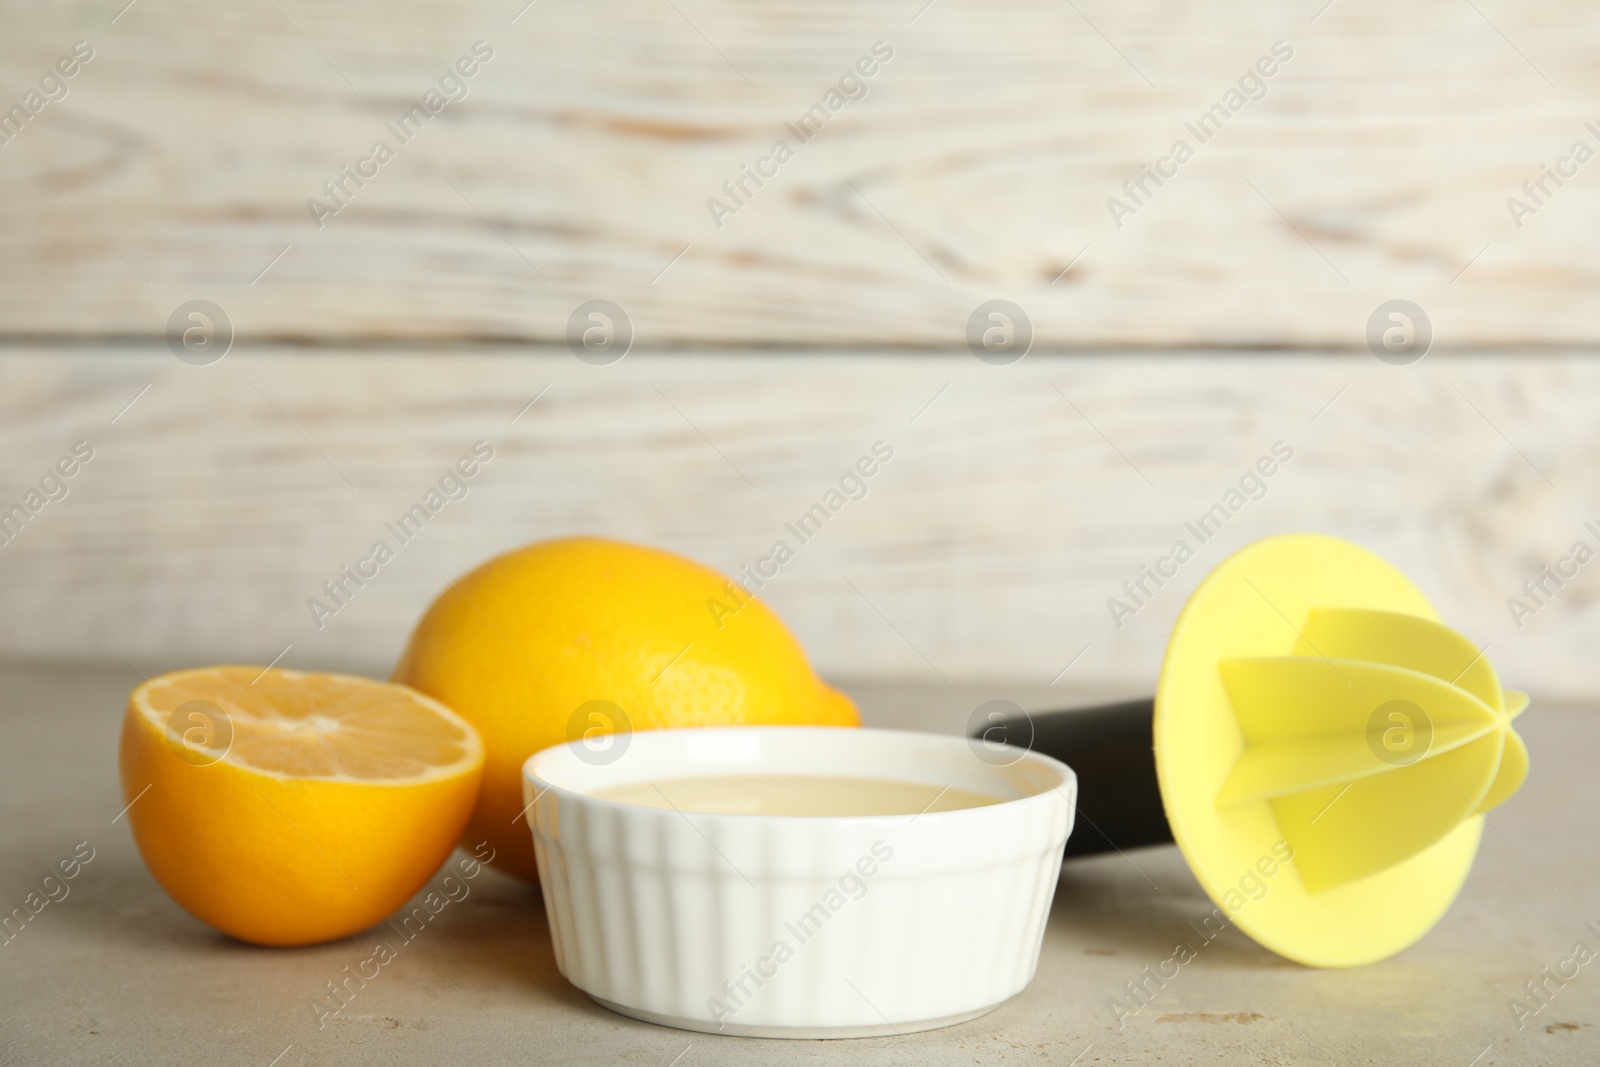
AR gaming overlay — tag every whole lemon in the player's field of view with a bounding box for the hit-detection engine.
[392,537,859,881]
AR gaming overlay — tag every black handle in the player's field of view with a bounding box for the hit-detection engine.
[974,699,1172,858]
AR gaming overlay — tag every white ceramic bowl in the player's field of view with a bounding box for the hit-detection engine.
[522,726,1075,1038]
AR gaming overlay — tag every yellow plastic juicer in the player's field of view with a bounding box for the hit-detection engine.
[979,533,1529,967]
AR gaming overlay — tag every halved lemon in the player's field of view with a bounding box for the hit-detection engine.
[119,666,484,947]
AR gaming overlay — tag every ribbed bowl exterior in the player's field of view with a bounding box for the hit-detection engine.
[525,727,1074,1035]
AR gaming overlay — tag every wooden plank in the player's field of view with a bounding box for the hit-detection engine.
[0,347,1592,698]
[0,1,1596,345]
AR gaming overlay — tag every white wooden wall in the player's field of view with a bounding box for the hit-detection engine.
[2,2,1597,692]
[0,349,1593,697]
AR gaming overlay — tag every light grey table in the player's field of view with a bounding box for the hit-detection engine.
[1,664,1594,1066]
